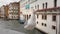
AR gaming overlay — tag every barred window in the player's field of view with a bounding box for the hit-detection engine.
[52,25,56,30]
[52,15,56,21]
[42,15,47,20]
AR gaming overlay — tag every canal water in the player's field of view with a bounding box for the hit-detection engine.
[0,19,45,34]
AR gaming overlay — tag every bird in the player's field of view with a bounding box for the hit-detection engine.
[24,9,36,30]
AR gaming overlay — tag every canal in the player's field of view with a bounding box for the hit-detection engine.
[0,19,46,34]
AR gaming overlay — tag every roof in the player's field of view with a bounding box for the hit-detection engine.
[10,2,19,4]
[9,2,19,6]
[36,7,60,12]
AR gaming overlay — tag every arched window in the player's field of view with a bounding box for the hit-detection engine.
[42,3,44,9]
[54,0,57,7]
[45,2,48,8]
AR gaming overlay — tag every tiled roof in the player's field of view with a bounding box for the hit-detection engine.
[36,7,60,12]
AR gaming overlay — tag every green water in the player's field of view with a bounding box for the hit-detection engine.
[0,19,45,34]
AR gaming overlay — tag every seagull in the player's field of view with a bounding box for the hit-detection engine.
[24,9,36,30]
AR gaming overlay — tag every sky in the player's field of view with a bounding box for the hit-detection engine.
[0,0,20,7]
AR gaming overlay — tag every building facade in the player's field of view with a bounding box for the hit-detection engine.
[0,8,1,17]
[8,2,20,19]
[20,0,60,34]
[35,7,60,34]
[0,5,5,18]
[4,5,9,19]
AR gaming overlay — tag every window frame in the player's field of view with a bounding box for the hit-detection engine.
[37,14,39,18]
[42,14,47,20]
[52,15,56,21]
[52,25,56,30]
[42,3,44,9]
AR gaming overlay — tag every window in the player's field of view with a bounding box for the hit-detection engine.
[42,23,44,26]
[45,2,48,8]
[14,16,15,18]
[54,0,57,7]
[52,15,56,21]
[43,2,48,9]
[12,16,13,19]
[35,5,36,9]
[37,21,38,24]
[24,15,26,19]
[37,14,39,18]
[42,3,44,9]
[9,12,13,14]
[52,25,56,30]
[25,4,30,9]
[42,15,47,20]
[27,15,28,20]
[44,24,47,27]
[29,15,31,19]
[41,23,47,27]
[37,4,39,9]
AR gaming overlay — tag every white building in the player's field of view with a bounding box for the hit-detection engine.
[0,5,5,18]
[20,0,60,34]
[8,2,20,19]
